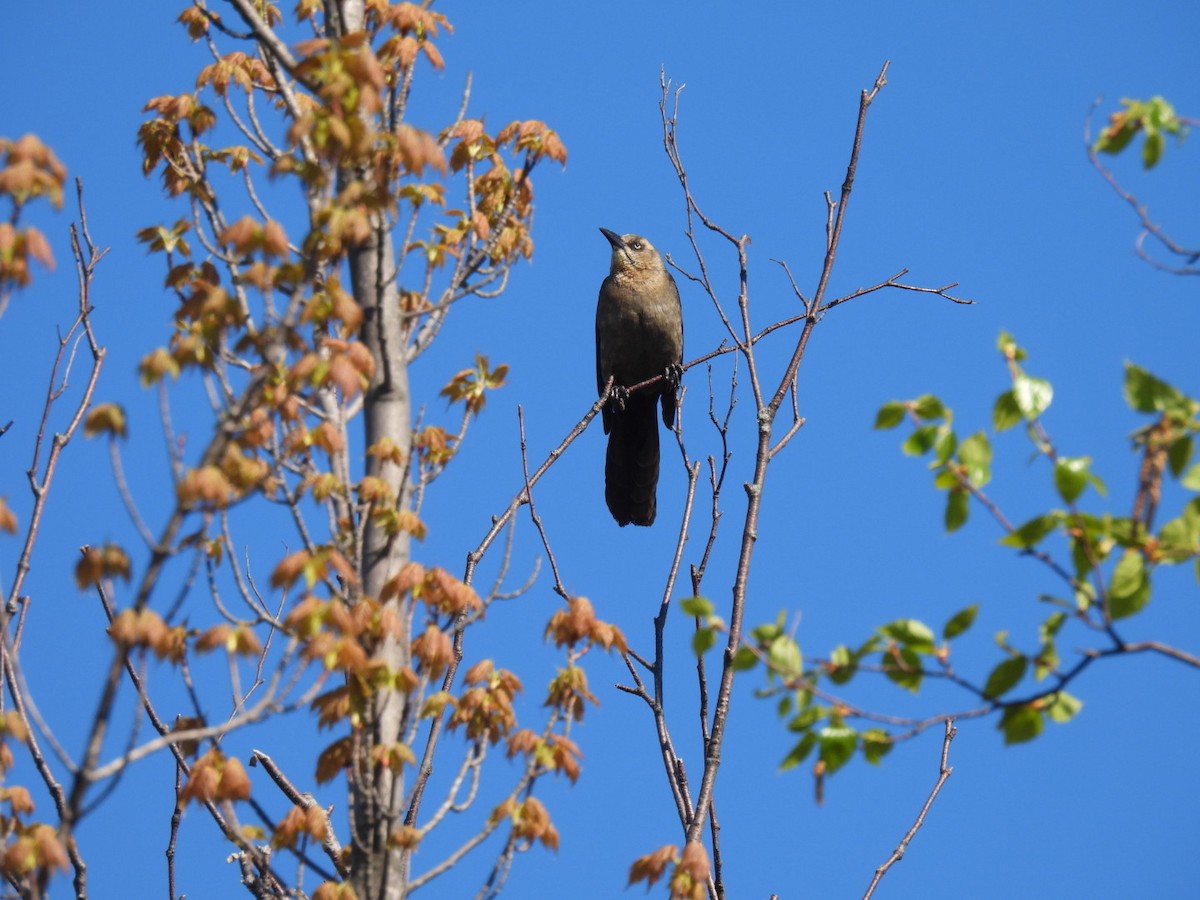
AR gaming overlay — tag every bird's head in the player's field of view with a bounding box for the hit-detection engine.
[600,227,665,278]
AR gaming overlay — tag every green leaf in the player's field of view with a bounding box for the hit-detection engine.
[1145,96,1181,133]
[1107,516,1138,547]
[1000,513,1060,549]
[879,619,936,653]
[787,704,824,732]
[933,428,958,465]
[692,627,717,657]
[958,432,992,486]
[1182,463,1200,492]
[779,733,817,771]
[1068,533,1098,578]
[881,646,923,693]
[1038,611,1067,643]
[1124,362,1188,414]
[1157,508,1200,562]
[1034,640,1060,682]
[827,644,856,686]
[1035,616,1065,680]
[933,468,959,490]
[680,596,713,618]
[912,394,947,421]
[767,635,803,681]
[992,390,1022,432]
[817,725,857,774]
[861,729,893,765]
[983,655,1028,699]
[1012,373,1053,420]
[902,425,939,457]
[1046,691,1083,724]
[750,617,784,644]
[1074,581,1097,611]
[1054,456,1092,504]
[1167,436,1193,478]
[1109,549,1151,620]
[1143,128,1164,168]
[874,401,907,430]
[1095,118,1136,155]
[999,704,1044,745]
[996,330,1027,362]
[943,604,979,640]
[1095,97,1184,165]
[945,487,969,533]
[855,635,882,657]
[731,646,758,671]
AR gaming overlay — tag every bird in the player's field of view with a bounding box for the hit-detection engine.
[594,227,684,526]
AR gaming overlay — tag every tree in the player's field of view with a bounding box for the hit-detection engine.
[5,3,576,897]
[1,4,1197,900]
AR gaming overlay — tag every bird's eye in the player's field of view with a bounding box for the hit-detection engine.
[631,241,643,251]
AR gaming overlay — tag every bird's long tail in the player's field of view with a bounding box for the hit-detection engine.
[605,396,660,527]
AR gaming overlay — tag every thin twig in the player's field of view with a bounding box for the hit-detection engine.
[863,719,957,899]
[251,749,349,878]
[1084,98,1200,275]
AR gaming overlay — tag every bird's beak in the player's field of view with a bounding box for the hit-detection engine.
[599,227,625,250]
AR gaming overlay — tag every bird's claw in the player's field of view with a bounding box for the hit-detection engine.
[664,363,683,392]
[608,384,630,414]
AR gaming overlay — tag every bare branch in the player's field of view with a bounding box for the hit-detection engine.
[223,0,299,70]
[516,406,568,601]
[251,749,349,878]
[863,719,957,899]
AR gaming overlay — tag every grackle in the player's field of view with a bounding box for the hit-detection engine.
[595,227,683,526]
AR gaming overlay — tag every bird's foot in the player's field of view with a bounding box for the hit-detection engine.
[607,384,630,414]
[664,363,683,392]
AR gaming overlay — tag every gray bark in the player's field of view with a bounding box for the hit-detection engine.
[334,6,411,899]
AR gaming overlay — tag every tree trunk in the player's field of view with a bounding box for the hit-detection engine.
[337,5,411,898]
[350,205,413,900]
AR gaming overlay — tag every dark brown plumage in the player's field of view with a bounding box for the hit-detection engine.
[595,228,684,526]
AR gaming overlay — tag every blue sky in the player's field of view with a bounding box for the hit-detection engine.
[2,2,1199,898]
